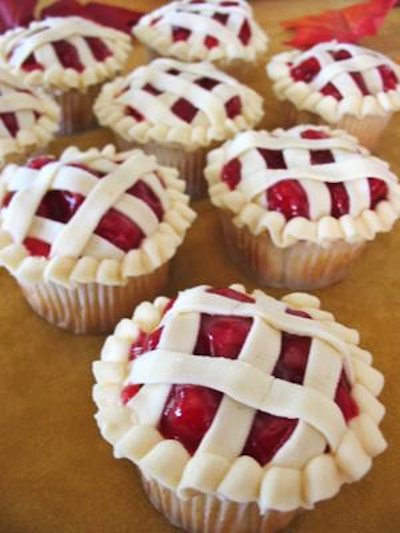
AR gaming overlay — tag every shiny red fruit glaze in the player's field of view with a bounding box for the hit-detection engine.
[238,19,251,45]
[242,413,298,466]
[213,13,229,25]
[85,37,112,61]
[21,54,43,71]
[273,333,311,384]
[129,327,163,360]
[172,26,191,42]
[378,65,399,91]
[301,129,330,140]
[290,57,321,82]
[127,180,164,220]
[204,35,219,49]
[171,98,198,123]
[321,82,343,100]
[195,77,219,90]
[95,208,144,252]
[310,149,334,165]
[222,158,242,189]
[23,237,51,257]
[36,190,84,223]
[258,148,286,169]
[350,72,370,96]
[225,96,242,119]
[121,384,141,404]
[369,178,388,209]
[194,315,253,358]
[143,83,162,96]
[1,191,14,207]
[328,182,350,218]
[335,370,359,422]
[0,112,18,137]
[126,106,145,122]
[27,156,55,170]
[53,40,84,72]
[158,385,222,455]
[331,49,352,61]
[266,179,310,220]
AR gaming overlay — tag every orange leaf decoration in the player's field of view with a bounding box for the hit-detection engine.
[283,0,397,49]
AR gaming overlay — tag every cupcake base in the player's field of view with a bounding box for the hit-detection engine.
[116,136,210,199]
[141,474,296,533]
[54,84,101,136]
[20,264,169,334]
[286,103,392,150]
[220,211,366,290]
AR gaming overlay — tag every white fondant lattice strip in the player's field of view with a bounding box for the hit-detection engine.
[0,69,60,164]
[134,0,268,64]
[0,17,132,91]
[93,284,387,513]
[94,58,264,149]
[205,125,400,247]
[0,145,196,286]
[267,41,400,122]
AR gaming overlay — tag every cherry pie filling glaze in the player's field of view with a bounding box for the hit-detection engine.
[221,129,389,221]
[124,69,243,125]
[290,48,399,101]
[1,156,165,258]
[121,288,358,465]
[0,89,41,138]
[17,37,112,73]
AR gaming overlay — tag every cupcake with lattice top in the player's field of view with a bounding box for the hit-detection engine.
[0,17,132,135]
[267,41,400,149]
[93,283,386,533]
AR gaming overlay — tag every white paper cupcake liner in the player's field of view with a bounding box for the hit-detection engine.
[54,83,101,136]
[219,211,366,290]
[116,135,210,199]
[286,103,393,150]
[19,263,169,334]
[141,474,296,533]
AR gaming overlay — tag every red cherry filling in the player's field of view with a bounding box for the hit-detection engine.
[369,177,388,209]
[321,82,343,100]
[27,156,55,170]
[204,35,219,49]
[378,65,399,91]
[172,26,191,42]
[21,53,43,72]
[0,112,19,137]
[258,148,287,169]
[126,106,145,122]
[225,96,242,119]
[238,19,251,45]
[159,385,223,455]
[328,183,350,218]
[310,149,334,165]
[301,129,330,140]
[350,72,370,96]
[122,288,359,463]
[53,40,84,72]
[267,180,310,220]
[85,37,112,61]
[212,13,229,25]
[222,158,242,190]
[291,57,321,82]
[12,161,165,258]
[143,83,162,96]
[171,98,198,123]
[195,77,219,90]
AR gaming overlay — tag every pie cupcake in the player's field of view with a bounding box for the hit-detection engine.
[205,125,400,290]
[0,17,132,136]
[0,68,60,166]
[0,145,196,334]
[133,0,268,85]
[267,41,400,149]
[93,284,387,533]
[94,58,264,199]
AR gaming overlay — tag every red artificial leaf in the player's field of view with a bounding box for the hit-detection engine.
[0,0,38,33]
[41,0,144,34]
[283,0,397,49]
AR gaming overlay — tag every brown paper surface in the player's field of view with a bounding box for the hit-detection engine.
[1,1,400,532]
